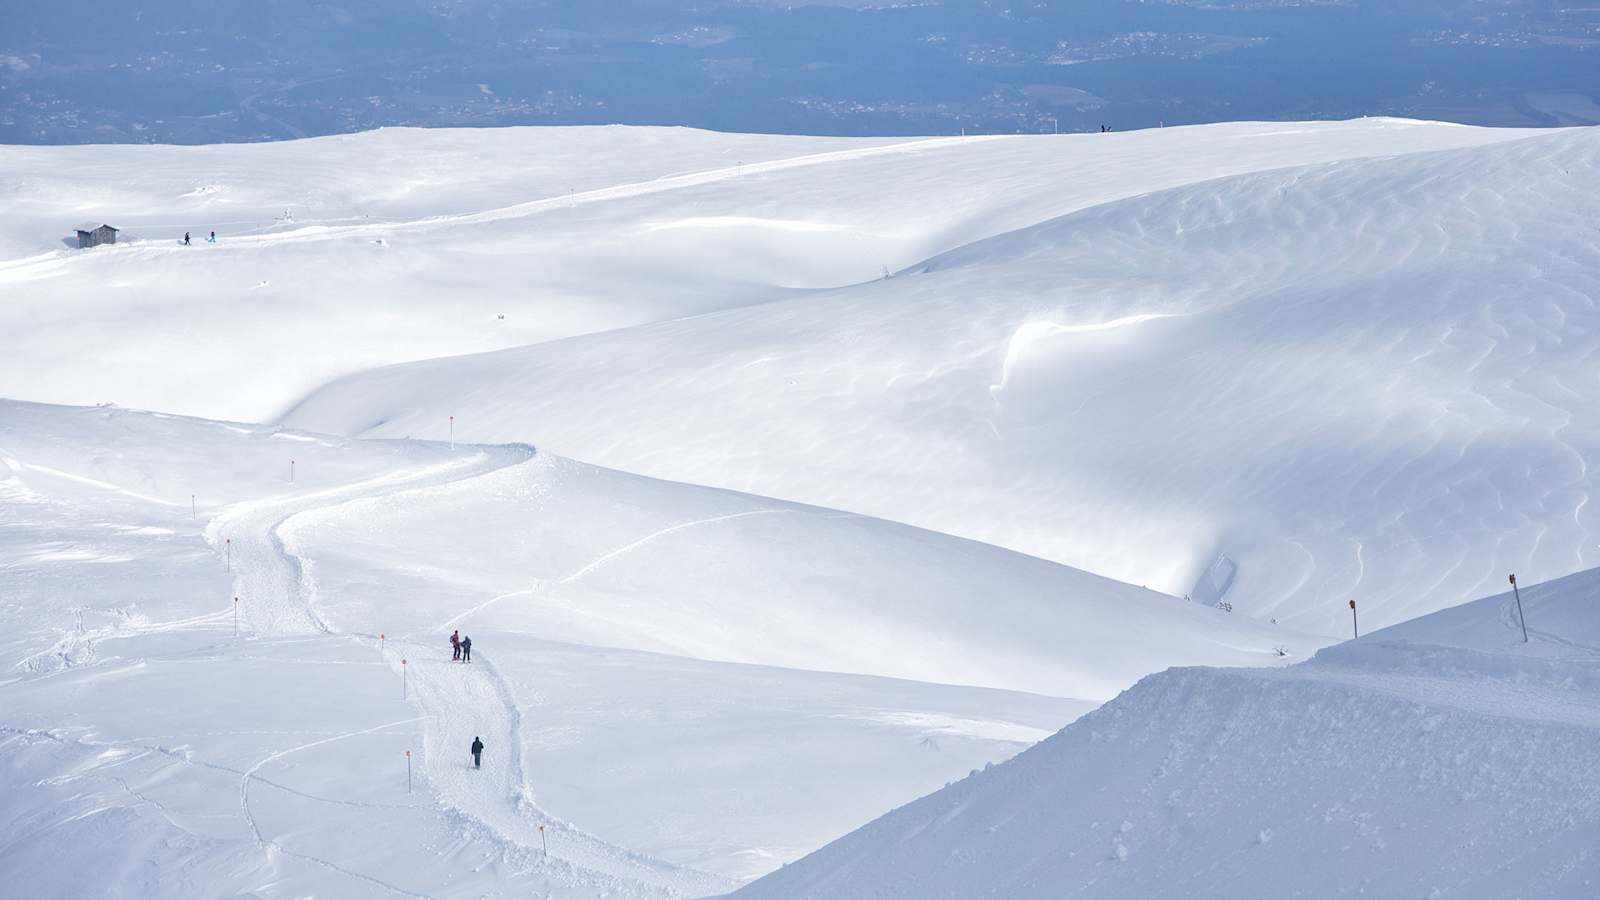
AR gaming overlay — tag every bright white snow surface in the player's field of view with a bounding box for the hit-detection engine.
[5,120,1589,635]
[0,401,1308,896]
[733,567,1600,899]
[4,118,1597,896]
[279,122,1600,635]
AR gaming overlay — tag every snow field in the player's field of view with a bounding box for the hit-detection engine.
[285,124,1600,635]
[4,115,1598,897]
[0,400,1299,894]
[0,120,1543,423]
[282,453,1311,700]
[734,568,1600,899]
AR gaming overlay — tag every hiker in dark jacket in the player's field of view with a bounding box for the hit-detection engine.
[461,635,472,662]
[471,736,484,769]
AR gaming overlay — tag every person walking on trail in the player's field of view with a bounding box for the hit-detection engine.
[471,736,484,769]
[208,231,216,243]
[183,232,191,246]
[461,635,473,662]
[451,629,461,661]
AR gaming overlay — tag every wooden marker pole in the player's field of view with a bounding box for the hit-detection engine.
[406,750,412,793]
[1349,599,1358,639]
[402,658,408,699]
[1510,574,1529,643]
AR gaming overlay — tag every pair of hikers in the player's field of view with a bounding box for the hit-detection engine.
[181,231,217,246]
[450,629,473,662]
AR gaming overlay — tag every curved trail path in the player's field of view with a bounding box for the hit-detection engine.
[212,444,728,898]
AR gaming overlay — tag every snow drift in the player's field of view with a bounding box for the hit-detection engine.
[285,124,1600,635]
[732,567,1600,899]
[4,117,1597,896]
[1,120,1538,424]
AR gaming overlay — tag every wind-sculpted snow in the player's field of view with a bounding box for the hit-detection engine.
[0,401,1312,893]
[4,119,1596,896]
[278,452,1309,701]
[732,568,1600,900]
[287,126,1600,636]
[0,119,1540,422]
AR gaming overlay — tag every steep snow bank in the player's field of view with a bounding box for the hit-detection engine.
[732,568,1600,899]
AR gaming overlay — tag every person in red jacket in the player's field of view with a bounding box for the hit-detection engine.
[450,629,461,661]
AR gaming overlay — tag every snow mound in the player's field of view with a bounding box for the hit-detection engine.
[730,568,1600,899]
[279,451,1312,701]
[285,125,1600,635]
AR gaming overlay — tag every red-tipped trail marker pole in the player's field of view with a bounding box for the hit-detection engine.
[290,459,295,484]
[401,658,408,699]
[226,538,232,573]
[449,416,454,451]
[192,494,196,520]
[1510,574,1529,643]
[539,824,547,857]
[234,597,239,637]
[1349,599,1358,639]
[380,633,385,654]
[406,750,412,793]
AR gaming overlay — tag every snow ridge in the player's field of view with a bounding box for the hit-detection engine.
[731,568,1600,899]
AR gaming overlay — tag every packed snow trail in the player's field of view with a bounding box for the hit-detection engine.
[207,446,535,636]
[209,442,730,897]
[378,635,728,896]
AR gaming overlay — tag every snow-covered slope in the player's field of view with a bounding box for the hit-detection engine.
[1,120,1539,423]
[0,400,1309,895]
[278,449,1306,701]
[5,118,1595,896]
[732,567,1600,900]
[285,124,1600,635]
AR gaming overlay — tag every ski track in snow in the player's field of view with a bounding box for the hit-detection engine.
[436,508,799,630]
[212,445,729,897]
[239,717,433,899]
[556,508,797,586]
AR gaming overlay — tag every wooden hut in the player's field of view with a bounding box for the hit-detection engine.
[76,224,119,249]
